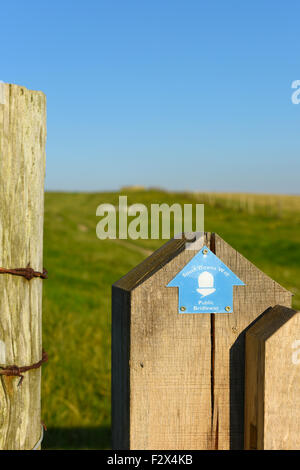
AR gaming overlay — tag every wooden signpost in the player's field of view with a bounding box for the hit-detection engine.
[112,232,293,450]
[245,305,300,450]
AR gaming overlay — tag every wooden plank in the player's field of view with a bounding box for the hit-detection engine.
[211,234,292,449]
[130,242,212,449]
[245,305,300,450]
[113,233,213,449]
[0,83,46,449]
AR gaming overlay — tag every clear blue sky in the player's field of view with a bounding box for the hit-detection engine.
[1,1,299,193]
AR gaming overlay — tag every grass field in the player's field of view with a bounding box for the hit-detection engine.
[42,190,300,449]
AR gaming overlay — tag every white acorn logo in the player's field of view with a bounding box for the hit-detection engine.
[197,271,216,297]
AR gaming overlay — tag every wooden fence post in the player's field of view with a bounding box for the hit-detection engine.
[112,232,292,450]
[0,83,46,449]
[245,305,300,450]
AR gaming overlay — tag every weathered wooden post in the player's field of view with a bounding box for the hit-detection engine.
[0,83,47,449]
[245,305,300,450]
[112,232,292,449]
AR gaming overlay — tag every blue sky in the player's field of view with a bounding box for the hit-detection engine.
[1,1,299,193]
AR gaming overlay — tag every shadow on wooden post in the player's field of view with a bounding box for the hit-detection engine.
[229,306,273,450]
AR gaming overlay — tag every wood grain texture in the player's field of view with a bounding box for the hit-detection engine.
[129,235,212,450]
[0,83,46,449]
[211,234,292,449]
[112,232,292,450]
[245,305,300,450]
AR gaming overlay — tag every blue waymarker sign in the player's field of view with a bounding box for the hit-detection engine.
[167,246,245,313]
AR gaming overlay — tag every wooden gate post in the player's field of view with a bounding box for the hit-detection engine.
[0,83,46,449]
[245,305,300,450]
[112,232,292,450]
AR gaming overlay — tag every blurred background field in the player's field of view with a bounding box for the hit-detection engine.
[42,190,300,449]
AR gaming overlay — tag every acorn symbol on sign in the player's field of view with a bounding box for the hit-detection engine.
[196,271,216,297]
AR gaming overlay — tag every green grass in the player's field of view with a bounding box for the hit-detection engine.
[42,190,300,449]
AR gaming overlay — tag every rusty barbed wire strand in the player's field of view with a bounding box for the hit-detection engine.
[0,350,48,386]
[0,265,48,280]
[41,420,47,432]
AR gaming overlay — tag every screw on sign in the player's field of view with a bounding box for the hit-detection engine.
[112,232,293,450]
